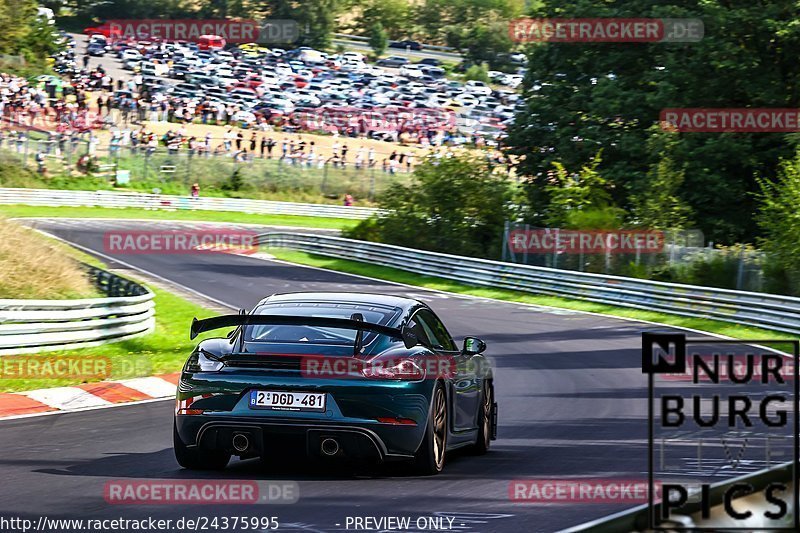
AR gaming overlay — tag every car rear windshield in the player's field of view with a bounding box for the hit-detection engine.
[244,302,400,345]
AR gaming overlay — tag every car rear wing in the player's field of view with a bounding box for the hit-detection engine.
[190,314,418,349]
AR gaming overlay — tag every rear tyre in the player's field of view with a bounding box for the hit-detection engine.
[470,381,494,455]
[413,382,447,475]
[173,422,230,470]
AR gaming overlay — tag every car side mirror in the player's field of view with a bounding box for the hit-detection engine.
[462,337,487,355]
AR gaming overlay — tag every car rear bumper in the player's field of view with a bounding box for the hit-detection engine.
[175,371,439,460]
[176,415,419,462]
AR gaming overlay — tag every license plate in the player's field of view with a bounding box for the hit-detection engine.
[249,390,326,412]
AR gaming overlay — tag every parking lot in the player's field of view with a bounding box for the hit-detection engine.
[70,31,525,145]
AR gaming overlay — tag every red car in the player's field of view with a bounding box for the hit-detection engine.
[83,24,122,40]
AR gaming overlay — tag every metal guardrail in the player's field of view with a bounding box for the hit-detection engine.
[0,267,155,355]
[0,188,379,220]
[559,461,795,532]
[262,233,800,335]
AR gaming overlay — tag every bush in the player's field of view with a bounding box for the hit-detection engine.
[368,22,388,58]
[463,64,490,83]
[757,150,800,294]
[344,155,517,259]
[0,154,40,186]
[221,168,245,192]
[345,217,381,242]
[683,252,741,289]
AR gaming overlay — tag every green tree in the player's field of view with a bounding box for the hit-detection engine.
[505,0,800,244]
[270,0,341,50]
[197,0,256,18]
[630,131,693,231]
[463,64,489,83]
[0,0,63,73]
[630,157,691,231]
[542,151,622,228]
[358,0,412,40]
[417,0,525,43]
[448,19,514,69]
[76,0,192,20]
[368,21,387,58]
[468,22,514,69]
[346,155,517,259]
[757,150,800,293]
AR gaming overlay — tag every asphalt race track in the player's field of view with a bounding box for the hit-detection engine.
[1,219,794,533]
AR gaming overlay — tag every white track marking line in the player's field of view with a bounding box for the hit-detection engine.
[16,217,341,233]
[24,386,112,410]
[118,376,177,398]
[0,397,172,422]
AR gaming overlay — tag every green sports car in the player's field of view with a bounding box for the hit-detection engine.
[173,292,496,475]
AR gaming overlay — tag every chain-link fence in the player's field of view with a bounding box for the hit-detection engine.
[0,131,414,201]
[500,222,765,292]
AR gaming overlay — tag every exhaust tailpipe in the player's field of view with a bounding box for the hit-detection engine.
[232,433,250,453]
[320,438,340,456]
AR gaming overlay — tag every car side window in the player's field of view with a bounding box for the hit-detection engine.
[406,317,432,348]
[415,310,457,352]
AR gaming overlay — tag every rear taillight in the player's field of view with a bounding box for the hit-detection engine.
[175,397,203,415]
[361,359,425,380]
[377,417,417,425]
[184,351,224,373]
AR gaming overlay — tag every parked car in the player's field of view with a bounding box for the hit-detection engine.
[198,34,226,51]
[464,80,493,96]
[416,58,442,66]
[376,56,410,68]
[390,40,423,51]
[120,49,142,62]
[87,43,106,57]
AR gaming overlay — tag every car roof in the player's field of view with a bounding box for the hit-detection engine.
[258,292,423,311]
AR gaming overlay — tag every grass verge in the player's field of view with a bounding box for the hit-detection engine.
[1,205,360,230]
[0,218,98,299]
[269,249,796,341]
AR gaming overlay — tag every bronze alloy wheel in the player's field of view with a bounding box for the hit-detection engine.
[432,385,447,469]
[482,384,493,449]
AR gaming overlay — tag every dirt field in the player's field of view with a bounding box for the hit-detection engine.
[80,92,482,164]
